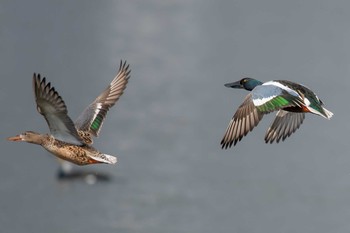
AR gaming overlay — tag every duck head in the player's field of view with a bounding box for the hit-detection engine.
[7,131,44,145]
[224,78,263,91]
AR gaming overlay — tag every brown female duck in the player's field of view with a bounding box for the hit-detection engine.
[7,61,131,165]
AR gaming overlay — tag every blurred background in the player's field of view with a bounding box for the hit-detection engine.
[1,0,349,232]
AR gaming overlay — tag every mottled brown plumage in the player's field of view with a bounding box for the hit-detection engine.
[7,61,131,165]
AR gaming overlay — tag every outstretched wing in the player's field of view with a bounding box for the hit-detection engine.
[221,94,264,149]
[33,74,84,145]
[75,60,131,138]
[265,111,305,143]
[221,82,305,148]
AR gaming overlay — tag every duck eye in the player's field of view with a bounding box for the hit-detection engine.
[241,79,247,84]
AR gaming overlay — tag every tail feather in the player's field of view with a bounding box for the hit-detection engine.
[322,107,333,119]
[308,106,333,119]
[89,153,117,164]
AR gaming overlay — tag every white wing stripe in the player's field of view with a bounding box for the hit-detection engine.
[262,81,300,97]
[252,95,276,106]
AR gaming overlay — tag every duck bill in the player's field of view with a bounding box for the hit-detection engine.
[224,80,242,89]
[7,135,22,141]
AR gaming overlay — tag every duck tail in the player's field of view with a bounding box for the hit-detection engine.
[322,107,333,119]
[89,153,117,164]
[102,154,118,164]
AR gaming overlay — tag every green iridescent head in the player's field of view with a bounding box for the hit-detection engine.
[225,78,263,91]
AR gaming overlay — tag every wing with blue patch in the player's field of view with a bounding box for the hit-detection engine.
[251,84,304,113]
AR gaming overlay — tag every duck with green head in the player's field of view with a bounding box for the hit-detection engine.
[221,78,333,148]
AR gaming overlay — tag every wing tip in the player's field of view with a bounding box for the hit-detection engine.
[118,59,131,80]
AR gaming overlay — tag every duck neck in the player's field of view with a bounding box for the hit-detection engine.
[28,134,51,146]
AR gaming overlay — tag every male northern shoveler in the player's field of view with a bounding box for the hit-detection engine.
[7,60,131,165]
[220,78,333,149]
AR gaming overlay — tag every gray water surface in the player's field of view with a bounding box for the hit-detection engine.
[1,1,349,233]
